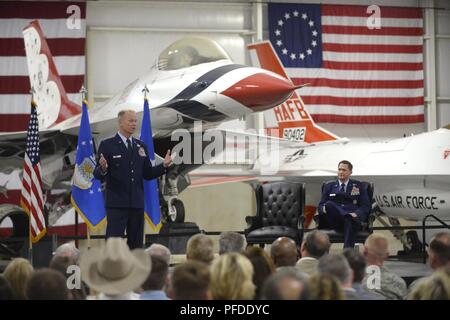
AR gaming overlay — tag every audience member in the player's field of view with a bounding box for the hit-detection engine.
[428,232,450,270]
[296,230,330,275]
[308,273,344,300]
[343,249,385,300]
[2,257,34,300]
[317,253,358,300]
[171,260,210,300]
[270,237,298,268]
[409,232,450,293]
[219,231,245,255]
[140,255,170,300]
[261,267,309,300]
[53,241,81,263]
[210,253,255,300]
[243,246,275,299]
[145,243,171,265]
[0,275,15,300]
[407,268,450,300]
[186,234,215,265]
[362,233,407,300]
[26,268,69,300]
[49,255,87,300]
[80,237,151,300]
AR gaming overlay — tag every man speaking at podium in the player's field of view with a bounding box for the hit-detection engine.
[94,110,173,249]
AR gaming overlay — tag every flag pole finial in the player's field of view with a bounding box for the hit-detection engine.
[80,85,88,101]
[30,87,35,101]
[142,85,149,99]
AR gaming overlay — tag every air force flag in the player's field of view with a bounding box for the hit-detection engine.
[71,100,106,231]
[140,98,162,231]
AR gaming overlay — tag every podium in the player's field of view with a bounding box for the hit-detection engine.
[145,222,201,254]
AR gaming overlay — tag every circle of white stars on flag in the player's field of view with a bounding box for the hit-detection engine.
[273,10,319,61]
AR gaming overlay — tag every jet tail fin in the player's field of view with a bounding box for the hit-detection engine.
[247,41,338,143]
[22,20,81,129]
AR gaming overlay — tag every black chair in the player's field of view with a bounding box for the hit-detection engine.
[315,180,375,245]
[245,182,305,247]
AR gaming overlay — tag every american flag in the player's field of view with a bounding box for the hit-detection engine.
[20,101,46,242]
[269,3,424,124]
[0,1,86,132]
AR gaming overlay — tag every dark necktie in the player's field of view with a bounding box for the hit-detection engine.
[126,138,133,157]
[340,183,345,193]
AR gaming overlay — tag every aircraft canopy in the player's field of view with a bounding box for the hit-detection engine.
[157,37,230,70]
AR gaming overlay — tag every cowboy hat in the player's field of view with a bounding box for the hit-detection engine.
[80,237,151,295]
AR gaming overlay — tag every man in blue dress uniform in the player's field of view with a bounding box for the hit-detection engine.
[318,160,371,248]
[94,110,172,249]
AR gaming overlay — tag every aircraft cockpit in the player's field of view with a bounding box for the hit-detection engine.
[157,37,231,70]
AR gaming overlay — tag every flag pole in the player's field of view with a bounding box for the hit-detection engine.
[28,87,35,266]
[80,85,91,250]
[142,85,149,247]
[87,227,91,250]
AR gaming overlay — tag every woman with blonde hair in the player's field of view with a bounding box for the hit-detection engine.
[210,252,255,300]
[308,273,345,300]
[3,257,34,299]
[408,268,450,300]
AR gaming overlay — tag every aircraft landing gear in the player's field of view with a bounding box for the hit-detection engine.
[373,210,423,255]
[405,230,422,254]
[159,165,191,224]
[161,197,185,223]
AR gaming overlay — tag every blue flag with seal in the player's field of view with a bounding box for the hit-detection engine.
[140,98,162,231]
[71,100,106,231]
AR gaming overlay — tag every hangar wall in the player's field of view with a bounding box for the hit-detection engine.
[85,0,450,141]
[82,0,450,236]
[435,0,450,127]
[86,1,254,104]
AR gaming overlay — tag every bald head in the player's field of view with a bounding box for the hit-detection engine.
[364,233,389,265]
[428,232,450,270]
[301,230,330,259]
[270,237,298,267]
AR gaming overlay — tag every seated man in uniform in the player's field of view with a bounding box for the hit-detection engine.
[318,160,370,248]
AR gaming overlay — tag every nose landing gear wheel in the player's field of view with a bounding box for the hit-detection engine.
[167,198,185,223]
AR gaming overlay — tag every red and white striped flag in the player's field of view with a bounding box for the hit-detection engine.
[269,4,424,124]
[0,1,86,132]
[20,101,46,242]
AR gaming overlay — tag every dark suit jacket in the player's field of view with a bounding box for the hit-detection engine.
[318,179,371,222]
[93,134,166,209]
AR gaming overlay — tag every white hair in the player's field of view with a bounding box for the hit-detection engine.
[146,243,171,265]
[53,241,80,263]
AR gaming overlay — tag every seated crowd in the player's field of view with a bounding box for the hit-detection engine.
[0,231,449,300]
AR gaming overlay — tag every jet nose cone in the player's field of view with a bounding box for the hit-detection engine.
[220,73,299,112]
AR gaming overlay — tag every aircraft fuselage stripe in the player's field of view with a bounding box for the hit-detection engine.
[163,64,246,122]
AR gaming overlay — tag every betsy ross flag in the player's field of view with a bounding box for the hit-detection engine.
[268,3,424,124]
[20,101,46,243]
[140,98,162,231]
[71,100,107,231]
